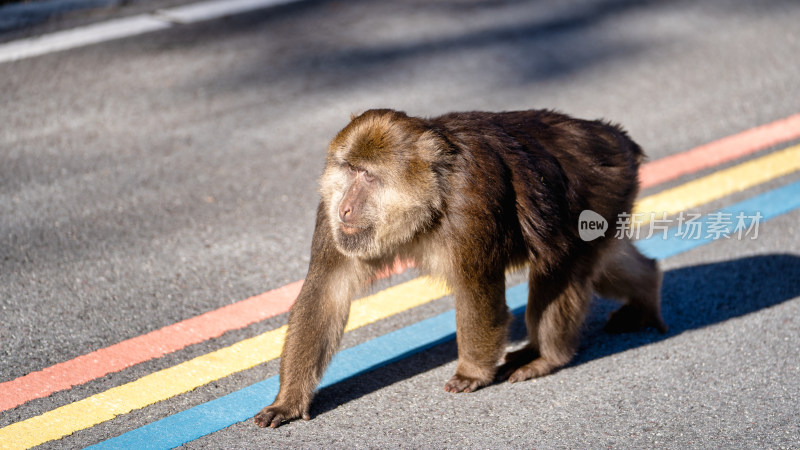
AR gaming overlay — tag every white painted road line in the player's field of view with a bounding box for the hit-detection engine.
[0,14,169,63]
[0,0,300,64]
[158,0,298,24]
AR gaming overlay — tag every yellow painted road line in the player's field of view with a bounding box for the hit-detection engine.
[634,144,800,222]
[2,144,799,449]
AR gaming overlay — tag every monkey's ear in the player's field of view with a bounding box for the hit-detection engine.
[349,111,366,122]
[416,130,448,163]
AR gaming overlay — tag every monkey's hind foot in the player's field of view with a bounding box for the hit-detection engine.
[506,358,561,383]
[497,347,563,383]
[444,373,491,393]
[604,304,668,334]
[496,347,537,380]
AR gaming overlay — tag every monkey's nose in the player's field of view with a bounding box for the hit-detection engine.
[339,203,353,222]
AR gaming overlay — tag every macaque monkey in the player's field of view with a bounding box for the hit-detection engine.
[254,109,667,428]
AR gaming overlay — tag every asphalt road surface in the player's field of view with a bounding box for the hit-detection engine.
[1,0,800,448]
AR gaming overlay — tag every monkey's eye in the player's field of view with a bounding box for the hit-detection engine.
[363,171,375,182]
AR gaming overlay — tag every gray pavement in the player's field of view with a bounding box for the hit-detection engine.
[1,0,799,448]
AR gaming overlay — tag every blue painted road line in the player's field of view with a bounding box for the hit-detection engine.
[636,180,800,259]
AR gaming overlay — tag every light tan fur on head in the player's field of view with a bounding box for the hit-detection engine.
[319,110,447,260]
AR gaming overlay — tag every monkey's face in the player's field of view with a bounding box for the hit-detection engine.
[320,111,446,260]
[322,161,381,257]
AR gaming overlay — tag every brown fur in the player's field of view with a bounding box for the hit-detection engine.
[254,109,667,428]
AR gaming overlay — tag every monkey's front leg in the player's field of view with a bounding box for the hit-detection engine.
[254,202,365,428]
[444,277,509,393]
[254,276,352,428]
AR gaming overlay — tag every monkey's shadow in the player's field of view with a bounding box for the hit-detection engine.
[310,253,800,416]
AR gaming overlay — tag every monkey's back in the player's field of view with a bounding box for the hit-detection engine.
[428,109,642,271]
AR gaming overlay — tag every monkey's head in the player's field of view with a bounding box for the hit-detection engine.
[320,110,449,260]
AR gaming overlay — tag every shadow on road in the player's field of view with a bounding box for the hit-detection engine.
[158,0,659,94]
[310,253,800,417]
[163,0,796,97]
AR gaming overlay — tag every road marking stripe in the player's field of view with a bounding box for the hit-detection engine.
[0,284,301,412]
[0,14,169,63]
[634,144,800,222]
[157,0,298,24]
[0,0,300,64]
[0,277,448,450]
[90,179,800,450]
[2,142,798,449]
[0,259,410,413]
[2,115,796,413]
[640,113,800,188]
[636,181,800,259]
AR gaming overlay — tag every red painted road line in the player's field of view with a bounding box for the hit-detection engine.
[0,282,302,412]
[640,113,800,188]
[0,259,412,412]
[1,114,798,412]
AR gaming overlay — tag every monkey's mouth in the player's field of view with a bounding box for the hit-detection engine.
[339,222,368,235]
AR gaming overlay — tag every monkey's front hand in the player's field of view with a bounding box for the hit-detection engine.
[254,401,310,428]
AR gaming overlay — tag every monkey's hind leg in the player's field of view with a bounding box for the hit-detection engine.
[593,238,668,334]
[502,272,592,383]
